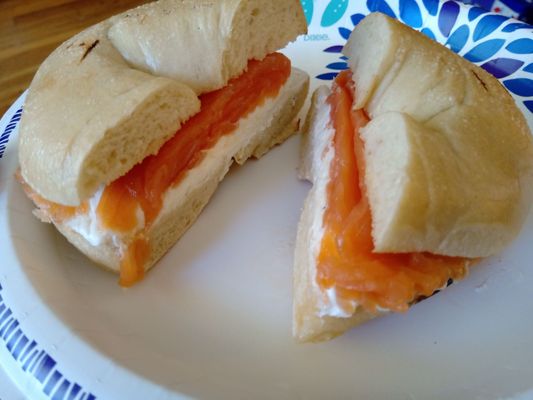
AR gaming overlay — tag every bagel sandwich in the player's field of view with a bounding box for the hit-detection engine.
[293,12,533,342]
[18,0,309,286]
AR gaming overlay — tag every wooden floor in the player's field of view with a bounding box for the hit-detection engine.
[0,0,148,116]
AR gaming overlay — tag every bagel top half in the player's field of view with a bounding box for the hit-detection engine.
[345,12,533,258]
[19,0,307,206]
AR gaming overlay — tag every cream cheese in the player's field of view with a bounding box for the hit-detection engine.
[65,186,145,249]
[321,287,358,318]
[65,186,106,247]
[154,69,304,226]
[307,87,387,318]
[305,87,359,318]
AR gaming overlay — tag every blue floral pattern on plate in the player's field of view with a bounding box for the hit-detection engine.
[312,0,532,116]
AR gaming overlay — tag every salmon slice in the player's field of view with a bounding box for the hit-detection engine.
[317,70,469,313]
[98,52,291,233]
[101,52,291,285]
[17,172,88,221]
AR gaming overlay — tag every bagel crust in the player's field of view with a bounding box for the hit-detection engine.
[109,0,307,94]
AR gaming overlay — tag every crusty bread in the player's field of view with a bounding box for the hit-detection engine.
[346,13,533,258]
[19,19,200,207]
[108,0,307,94]
[52,68,309,274]
[19,0,307,207]
[293,13,533,342]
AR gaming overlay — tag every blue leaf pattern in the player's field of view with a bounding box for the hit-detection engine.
[316,72,339,80]
[473,15,508,41]
[506,38,533,54]
[446,24,470,53]
[321,0,349,27]
[400,0,423,28]
[366,0,397,18]
[422,0,439,16]
[301,0,313,25]
[468,6,488,21]
[326,62,349,70]
[504,78,533,97]
[439,1,460,37]
[350,13,366,27]
[316,0,532,119]
[481,58,524,78]
[502,22,531,32]
[421,27,436,40]
[324,45,343,53]
[339,27,352,40]
[463,39,505,62]
[474,0,495,9]
[500,0,528,14]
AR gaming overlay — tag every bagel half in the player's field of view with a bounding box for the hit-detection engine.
[18,0,309,285]
[56,68,308,275]
[293,12,533,343]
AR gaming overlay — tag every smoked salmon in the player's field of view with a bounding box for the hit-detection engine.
[317,71,469,313]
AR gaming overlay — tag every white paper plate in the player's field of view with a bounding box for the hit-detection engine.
[1,1,533,399]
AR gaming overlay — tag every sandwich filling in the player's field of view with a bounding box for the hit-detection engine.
[20,52,291,287]
[317,70,470,315]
